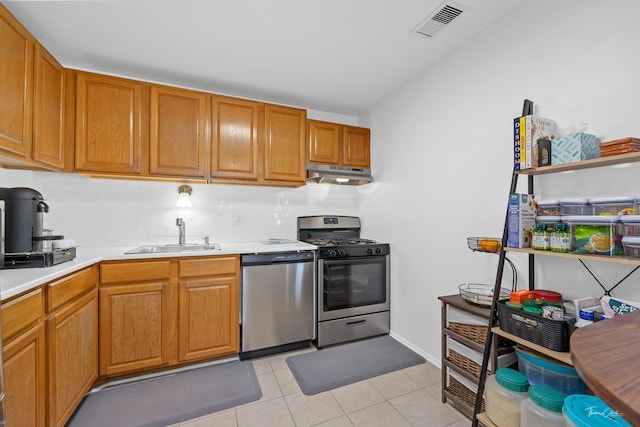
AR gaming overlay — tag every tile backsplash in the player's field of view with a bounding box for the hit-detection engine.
[2,169,361,248]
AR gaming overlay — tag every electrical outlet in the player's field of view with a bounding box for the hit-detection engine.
[231,214,243,225]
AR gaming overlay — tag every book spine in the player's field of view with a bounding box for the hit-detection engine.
[513,118,521,171]
[519,116,527,169]
[525,115,533,169]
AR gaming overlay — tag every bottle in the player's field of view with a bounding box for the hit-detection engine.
[532,224,549,251]
[550,224,570,253]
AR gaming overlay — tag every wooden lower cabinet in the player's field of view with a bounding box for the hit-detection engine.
[99,255,240,378]
[178,256,240,361]
[4,323,47,427]
[99,281,173,376]
[2,288,47,427]
[47,288,98,427]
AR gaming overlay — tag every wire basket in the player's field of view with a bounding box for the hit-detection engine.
[467,237,502,253]
[459,283,510,307]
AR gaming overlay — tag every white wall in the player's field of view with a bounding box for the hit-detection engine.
[362,0,640,364]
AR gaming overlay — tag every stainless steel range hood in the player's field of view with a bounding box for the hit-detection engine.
[306,163,373,185]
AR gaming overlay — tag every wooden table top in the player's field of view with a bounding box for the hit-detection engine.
[570,310,640,426]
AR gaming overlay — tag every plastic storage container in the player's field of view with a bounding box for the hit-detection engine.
[559,199,591,216]
[536,200,561,216]
[589,196,636,216]
[563,394,632,427]
[484,368,530,427]
[531,290,563,307]
[622,236,640,258]
[514,346,588,395]
[565,215,623,256]
[520,385,565,427]
[620,215,640,236]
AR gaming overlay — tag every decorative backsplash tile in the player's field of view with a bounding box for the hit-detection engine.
[2,171,361,248]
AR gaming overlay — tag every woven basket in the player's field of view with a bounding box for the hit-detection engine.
[448,349,484,378]
[449,322,488,344]
[446,375,485,412]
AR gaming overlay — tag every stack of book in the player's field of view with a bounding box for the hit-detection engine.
[514,115,558,170]
[599,137,640,157]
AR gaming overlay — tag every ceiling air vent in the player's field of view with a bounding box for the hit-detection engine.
[412,1,469,38]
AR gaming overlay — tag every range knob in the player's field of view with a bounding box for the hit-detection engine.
[375,247,382,254]
[338,249,346,257]
[367,248,373,255]
[328,249,337,257]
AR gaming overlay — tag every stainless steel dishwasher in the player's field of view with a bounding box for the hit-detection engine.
[240,251,315,359]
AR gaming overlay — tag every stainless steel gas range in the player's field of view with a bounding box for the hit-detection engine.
[297,215,390,348]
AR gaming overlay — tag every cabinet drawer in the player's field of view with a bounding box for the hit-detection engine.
[47,265,98,312]
[100,260,171,284]
[2,288,44,342]
[178,256,238,278]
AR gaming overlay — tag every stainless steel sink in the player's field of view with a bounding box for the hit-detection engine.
[125,243,221,254]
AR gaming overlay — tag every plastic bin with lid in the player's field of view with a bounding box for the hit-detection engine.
[559,199,590,216]
[520,385,565,427]
[565,215,623,256]
[536,200,561,216]
[563,394,631,427]
[622,236,640,259]
[514,346,588,395]
[620,215,640,236]
[589,196,636,216]
[484,368,530,427]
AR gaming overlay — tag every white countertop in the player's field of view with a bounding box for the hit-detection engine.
[1,240,316,301]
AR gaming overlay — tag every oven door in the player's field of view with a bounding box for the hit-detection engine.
[317,255,390,322]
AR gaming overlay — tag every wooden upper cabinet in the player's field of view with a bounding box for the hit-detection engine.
[264,104,306,184]
[343,125,370,167]
[32,43,65,170]
[307,119,370,168]
[308,119,340,165]
[150,85,209,178]
[0,5,34,158]
[74,72,147,174]
[211,95,260,180]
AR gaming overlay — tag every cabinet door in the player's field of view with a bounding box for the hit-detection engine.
[178,275,239,361]
[48,289,98,427]
[307,119,340,165]
[150,85,209,178]
[343,125,370,167]
[0,6,34,157]
[32,43,65,170]
[211,95,260,180]
[264,104,306,183]
[4,323,47,427]
[75,72,146,174]
[99,282,172,376]
[177,256,239,361]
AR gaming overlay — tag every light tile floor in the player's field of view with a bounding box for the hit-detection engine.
[169,346,469,427]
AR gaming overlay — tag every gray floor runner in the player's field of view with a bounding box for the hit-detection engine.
[286,335,426,395]
[67,361,262,427]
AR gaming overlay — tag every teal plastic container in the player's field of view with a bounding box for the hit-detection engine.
[563,394,631,427]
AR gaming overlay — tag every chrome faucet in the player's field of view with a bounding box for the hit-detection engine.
[176,218,185,245]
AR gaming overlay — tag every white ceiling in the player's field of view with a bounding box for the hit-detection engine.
[3,0,528,116]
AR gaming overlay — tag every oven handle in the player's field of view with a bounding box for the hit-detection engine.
[346,319,367,327]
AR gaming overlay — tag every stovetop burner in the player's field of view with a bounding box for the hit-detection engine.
[303,237,378,247]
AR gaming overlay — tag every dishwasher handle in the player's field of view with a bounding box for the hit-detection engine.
[241,251,314,266]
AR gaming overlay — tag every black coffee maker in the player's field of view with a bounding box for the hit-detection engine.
[0,187,75,268]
